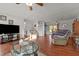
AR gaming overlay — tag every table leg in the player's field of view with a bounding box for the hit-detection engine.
[34,52,38,56]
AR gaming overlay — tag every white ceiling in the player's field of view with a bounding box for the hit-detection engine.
[0,3,79,22]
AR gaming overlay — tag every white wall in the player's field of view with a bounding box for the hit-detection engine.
[24,19,75,36]
[58,19,73,32]
[45,19,75,35]
[24,20,45,36]
[0,14,24,38]
[37,21,45,36]
[24,20,34,36]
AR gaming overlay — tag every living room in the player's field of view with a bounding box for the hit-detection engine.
[0,3,79,56]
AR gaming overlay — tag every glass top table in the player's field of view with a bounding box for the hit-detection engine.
[11,40,39,56]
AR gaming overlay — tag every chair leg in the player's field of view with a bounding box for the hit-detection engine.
[34,52,38,56]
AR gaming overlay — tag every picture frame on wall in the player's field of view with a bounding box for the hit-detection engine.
[0,15,7,21]
[8,20,14,25]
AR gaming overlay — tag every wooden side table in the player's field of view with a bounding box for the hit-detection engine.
[71,34,79,51]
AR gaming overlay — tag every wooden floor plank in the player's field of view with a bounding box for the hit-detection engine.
[0,36,79,56]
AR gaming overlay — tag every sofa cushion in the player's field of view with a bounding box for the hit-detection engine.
[53,38,68,45]
[52,30,69,36]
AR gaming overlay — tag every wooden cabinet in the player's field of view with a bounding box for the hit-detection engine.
[0,33,20,44]
[73,19,79,35]
[72,19,79,51]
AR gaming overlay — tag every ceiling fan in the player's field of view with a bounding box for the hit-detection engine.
[16,3,44,10]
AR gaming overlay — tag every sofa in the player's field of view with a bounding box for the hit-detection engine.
[52,29,70,45]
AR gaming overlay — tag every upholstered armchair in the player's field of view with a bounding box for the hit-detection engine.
[52,29,70,45]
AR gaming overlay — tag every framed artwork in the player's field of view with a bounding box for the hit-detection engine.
[8,20,14,25]
[0,15,7,21]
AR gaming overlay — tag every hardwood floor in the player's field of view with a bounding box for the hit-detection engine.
[36,36,79,56]
[0,42,12,55]
[0,36,79,56]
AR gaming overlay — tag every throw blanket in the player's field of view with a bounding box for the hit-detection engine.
[52,30,69,36]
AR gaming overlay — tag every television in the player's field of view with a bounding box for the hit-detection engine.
[0,24,19,34]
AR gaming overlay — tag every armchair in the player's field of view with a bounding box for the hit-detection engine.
[52,29,70,45]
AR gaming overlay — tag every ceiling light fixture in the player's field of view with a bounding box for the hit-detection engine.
[26,3,33,10]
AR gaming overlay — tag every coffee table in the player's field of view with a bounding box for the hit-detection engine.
[11,40,39,56]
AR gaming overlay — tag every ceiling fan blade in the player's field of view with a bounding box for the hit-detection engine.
[36,3,43,6]
[29,6,32,10]
[16,3,20,4]
[16,3,43,11]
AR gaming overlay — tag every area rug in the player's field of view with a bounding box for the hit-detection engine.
[4,51,46,56]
